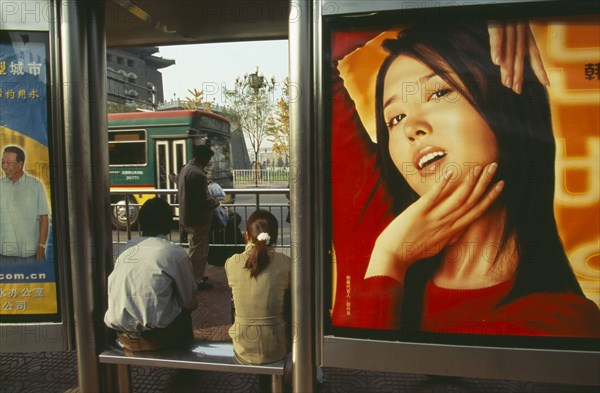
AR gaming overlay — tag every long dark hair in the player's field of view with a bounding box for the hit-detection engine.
[374,21,584,310]
[245,209,279,278]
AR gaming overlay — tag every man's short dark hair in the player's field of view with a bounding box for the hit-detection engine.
[192,145,214,161]
[139,197,173,236]
[3,146,25,163]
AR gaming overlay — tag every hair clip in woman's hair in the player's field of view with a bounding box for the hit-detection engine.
[257,232,271,245]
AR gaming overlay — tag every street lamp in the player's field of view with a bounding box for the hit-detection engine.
[235,66,276,187]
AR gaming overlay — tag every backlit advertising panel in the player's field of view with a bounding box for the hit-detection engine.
[0,31,60,322]
[326,5,599,351]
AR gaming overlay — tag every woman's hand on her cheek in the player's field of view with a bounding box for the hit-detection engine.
[365,163,504,283]
[488,20,550,94]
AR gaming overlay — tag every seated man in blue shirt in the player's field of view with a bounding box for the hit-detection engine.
[104,197,197,351]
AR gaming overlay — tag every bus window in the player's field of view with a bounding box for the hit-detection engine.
[202,135,232,188]
[157,142,168,189]
[175,142,185,177]
[198,115,229,134]
[109,129,147,166]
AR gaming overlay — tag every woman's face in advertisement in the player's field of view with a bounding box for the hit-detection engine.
[382,55,498,196]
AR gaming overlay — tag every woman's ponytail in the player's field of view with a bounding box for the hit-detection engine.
[244,210,279,278]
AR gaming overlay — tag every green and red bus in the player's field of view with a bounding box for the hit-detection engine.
[108,109,233,229]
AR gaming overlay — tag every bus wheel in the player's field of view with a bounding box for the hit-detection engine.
[111,199,139,230]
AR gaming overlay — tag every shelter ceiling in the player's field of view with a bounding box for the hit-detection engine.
[106,0,289,48]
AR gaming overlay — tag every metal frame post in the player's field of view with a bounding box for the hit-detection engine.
[61,0,110,390]
[289,0,316,392]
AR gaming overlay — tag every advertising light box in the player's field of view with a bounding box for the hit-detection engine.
[0,31,61,323]
[321,2,598,381]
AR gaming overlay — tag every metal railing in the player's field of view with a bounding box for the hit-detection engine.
[232,168,290,187]
[110,188,291,251]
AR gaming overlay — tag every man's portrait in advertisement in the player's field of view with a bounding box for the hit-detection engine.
[0,145,49,263]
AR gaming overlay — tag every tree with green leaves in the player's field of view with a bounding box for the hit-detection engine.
[266,77,290,166]
[107,102,138,113]
[182,88,212,111]
[225,67,277,182]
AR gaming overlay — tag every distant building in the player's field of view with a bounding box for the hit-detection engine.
[105,49,250,170]
[230,132,252,170]
[106,47,174,109]
[257,146,288,169]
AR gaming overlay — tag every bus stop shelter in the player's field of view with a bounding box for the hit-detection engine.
[1,1,598,392]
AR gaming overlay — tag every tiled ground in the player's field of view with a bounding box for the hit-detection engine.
[1,350,598,393]
[191,264,233,342]
[1,265,598,392]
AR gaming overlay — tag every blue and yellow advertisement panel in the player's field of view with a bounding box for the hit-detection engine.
[0,31,59,321]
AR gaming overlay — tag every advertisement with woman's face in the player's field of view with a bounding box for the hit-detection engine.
[329,15,599,342]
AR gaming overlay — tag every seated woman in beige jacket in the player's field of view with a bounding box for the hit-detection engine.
[225,209,291,364]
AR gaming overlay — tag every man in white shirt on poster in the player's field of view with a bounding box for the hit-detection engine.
[0,145,49,263]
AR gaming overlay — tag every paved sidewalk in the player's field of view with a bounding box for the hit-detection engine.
[1,349,597,393]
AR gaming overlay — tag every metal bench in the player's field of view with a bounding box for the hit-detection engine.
[99,341,285,392]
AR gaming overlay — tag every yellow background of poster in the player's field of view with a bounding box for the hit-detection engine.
[0,282,57,314]
[0,126,52,208]
[538,16,600,308]
[0,126,56,315]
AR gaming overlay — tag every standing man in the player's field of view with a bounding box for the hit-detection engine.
[0,145,49,262]
[178,145,220,290]
[105,197,197,351]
